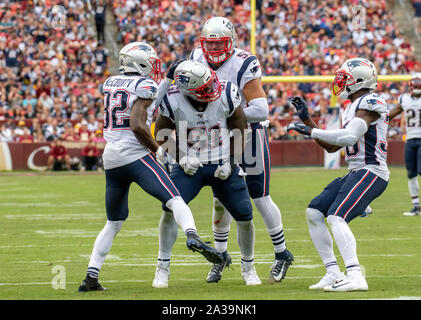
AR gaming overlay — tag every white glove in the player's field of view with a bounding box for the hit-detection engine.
[156,146,173,173]
[260,120,270,128]
[179,156,203,176]
[214,162,232,180]
[238,166,247,177]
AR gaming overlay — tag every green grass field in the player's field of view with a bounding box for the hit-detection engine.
[0,166,420,301]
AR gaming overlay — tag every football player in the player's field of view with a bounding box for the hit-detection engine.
[288,58,390,291]
[78,42,224,292]
[152,60,261,287]
[389,73,421,216]
[189,16,294,284]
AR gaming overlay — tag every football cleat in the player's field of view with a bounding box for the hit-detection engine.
[269,249,294,282]
[323,273,368,292]
[152,260,170,288]
[78,275,106,292]
[241,261,262,286]
[186,234,224,264]
[403,206,421,216]
[360,205,373,218]
[309,272,344,290]
[206,251,232,283]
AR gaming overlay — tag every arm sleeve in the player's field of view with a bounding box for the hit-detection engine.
[311,117,368,147]
[243,97,269,122]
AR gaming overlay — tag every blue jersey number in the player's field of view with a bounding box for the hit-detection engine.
[104,90,131,130]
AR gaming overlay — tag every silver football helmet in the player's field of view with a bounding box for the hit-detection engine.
[410,73,421,94]
[200,17,237,64]
[173,60,222,103]
[332,58,377,98]
[119,42,161,83]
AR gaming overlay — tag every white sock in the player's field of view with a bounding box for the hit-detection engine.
[253,196,286,253]
[88,220,124,277]
[306,208,340,274]
[212,197,232,253]
[408,177,420,207]
[165,196,197,235]
[157,210,178,261]
[327,215,360,273]
[236,220,255,261]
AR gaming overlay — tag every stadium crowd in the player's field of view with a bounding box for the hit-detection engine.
[0,0,420,145]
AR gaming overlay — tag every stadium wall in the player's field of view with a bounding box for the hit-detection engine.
[0,141,405,171]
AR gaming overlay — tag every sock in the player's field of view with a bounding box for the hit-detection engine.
[306,208,340,274]
[87,220,124,276]
[253,196,287,253]
[327,215,360,274]
[236,220,255,261]
[165,196,197,235]
[408,177,419,207]
[212,198,232,252]
[157,210,178,261]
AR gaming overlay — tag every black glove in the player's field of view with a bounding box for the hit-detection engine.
[290,96,310,121]
[166,59,186,80]
[287,121,312,136]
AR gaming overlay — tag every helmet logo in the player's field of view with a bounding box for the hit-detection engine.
[346,59,372,71]
[175,74,190,85]
[127,44,152,53]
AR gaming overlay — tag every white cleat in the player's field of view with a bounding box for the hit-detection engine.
[403,206,421,216]
[241,261,262,286]
[152,261,170,288]
[323,273,368,292]
[309,272,344,290]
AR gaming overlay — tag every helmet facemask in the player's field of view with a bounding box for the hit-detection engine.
[410,77,421,95]
[185,70,222,103]
[200,36,234,64]
[332,69,356,97]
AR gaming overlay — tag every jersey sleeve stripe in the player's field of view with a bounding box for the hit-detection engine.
[237,56,257,87]
[399,94,403,105]
[163,95,175,121]
[226,81,234,114]
[355,93,372,111]
[135,77,147,91]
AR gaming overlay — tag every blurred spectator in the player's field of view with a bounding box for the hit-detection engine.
[93,0,107,43]
[81,139,100,171]
[414,0,421,37]
[47,138,71,171]
[0,0,420,144]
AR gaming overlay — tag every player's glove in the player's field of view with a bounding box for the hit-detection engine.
[287,121,312,136]
[156,146,173,173]
[166,59,186,80]
[179,155,203,176]
[214,162,232,180]
[290,96,310,121]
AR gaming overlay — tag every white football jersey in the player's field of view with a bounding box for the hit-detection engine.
[158,80,241,163]
[342,93,390,181]
[398,93,421,140]
[190,47,262,111]
[101,75,158,170]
